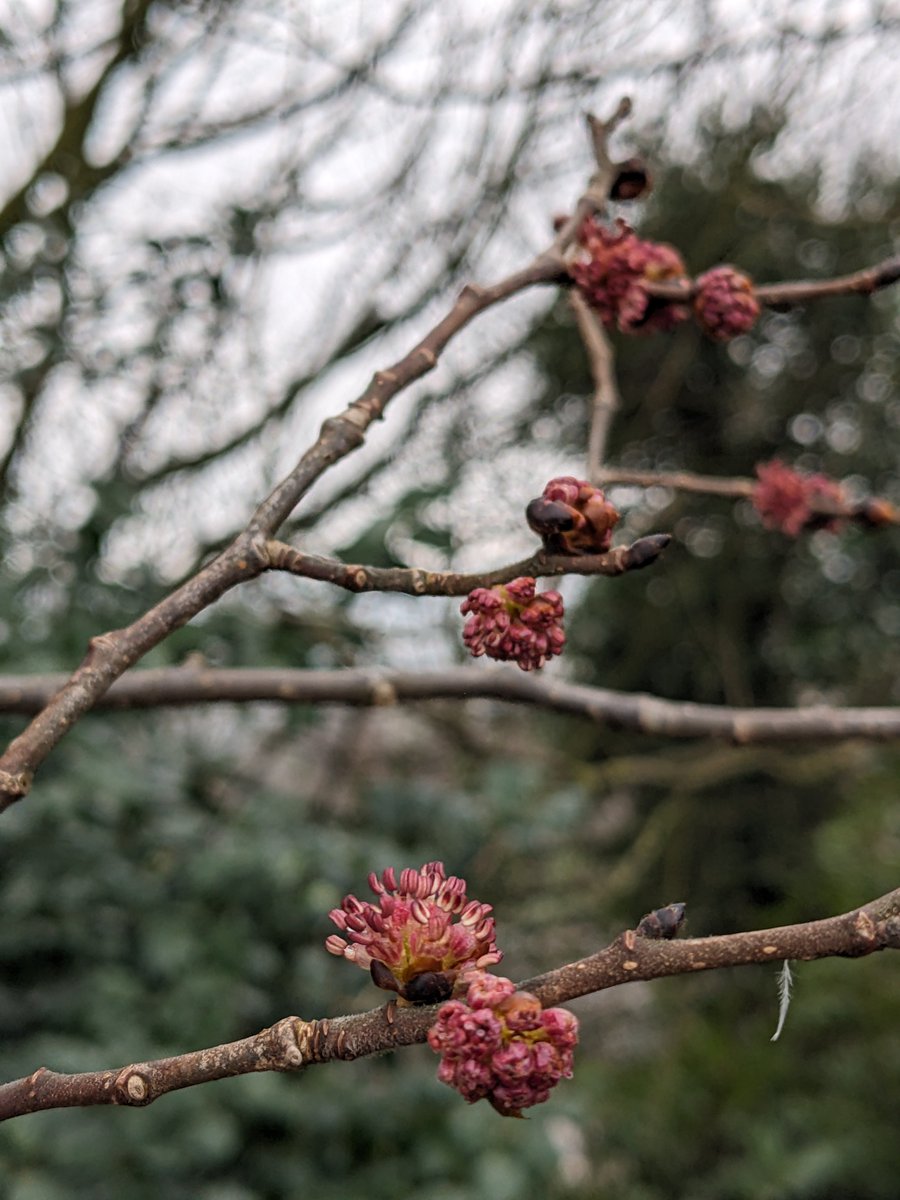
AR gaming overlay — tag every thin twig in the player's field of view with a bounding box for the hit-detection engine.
[642,254,900,308]
[570,291,622,480]
[594,467,900,525]
[263,535,670,594]
[3,667,900,745]
[2,887,897,1121]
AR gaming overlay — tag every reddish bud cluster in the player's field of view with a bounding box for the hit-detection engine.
[326,861,502,998]
[428,971,579,1118]
[752,460,846,537]
[693,266,760,341]
[570,217,690,333]
[526,476,620,555]
[460,577,565,672]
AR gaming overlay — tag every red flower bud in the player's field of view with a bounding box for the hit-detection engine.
[460,578,565,672]
[428,971,579,1117]
[570,218,689,334]
[693,266,760,341]
[526,476,620,555]
[752,460,846,537]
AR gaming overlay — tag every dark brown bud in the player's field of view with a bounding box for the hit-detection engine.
[401,970,454,1005]
[526,496,577,537]
[610,158,652,201]
[637,902,686,940]
[626,533,672,570]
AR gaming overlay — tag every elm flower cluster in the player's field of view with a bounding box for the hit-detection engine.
[326,861,502,999]
[693,266,760,341]
[526,475,620,555]
[460,577,565,672]
[570,217,690,334]
[752,460,846,537]
[427,971,579,1118]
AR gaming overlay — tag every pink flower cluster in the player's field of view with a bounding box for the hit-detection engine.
[460,577,565,672]
[526,475,620,555]
[693,266,760,341]
[427,971,579,1117]
[326,861,502,998]
[570,217,690,333]
[752,460,846,537]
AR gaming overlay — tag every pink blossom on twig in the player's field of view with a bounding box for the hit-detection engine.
[326,861,502,999]
[693,265,760,341]
[428,971,579,1117]
[460,578,565,672]
[570,217,690,334]
[753,460,846,536]
[526,475,620,555]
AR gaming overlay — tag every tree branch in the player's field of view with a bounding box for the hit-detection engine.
[569,291,622,480]
[642,254,900,308]
[0,100,642,810]
[2,666,900,745]
[263,534,671,594]
[0,0,155,237]
[594,467,900,526]
[2,888,897,1122]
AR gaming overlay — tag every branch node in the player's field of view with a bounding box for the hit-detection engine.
[116,1069,151,1105]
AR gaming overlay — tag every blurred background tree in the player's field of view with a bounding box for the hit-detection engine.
[1,1,900,1196]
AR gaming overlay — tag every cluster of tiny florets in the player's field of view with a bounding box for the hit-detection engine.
[693,266,760,341]
[752,460,846,537]
[326,861,501,995]
[526,476,621,555]
[460,577,565,672]
[570,218,690,333]
[427,971,579,1117]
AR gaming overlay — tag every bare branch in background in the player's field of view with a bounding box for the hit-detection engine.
[2,666,900,745]
[570,291,622,480]
[642,254,900,308]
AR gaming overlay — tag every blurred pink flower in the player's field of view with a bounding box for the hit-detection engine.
[571,217,689,333]
[460,577,565,671]
[693,265,760,340]
[753,460,846,536]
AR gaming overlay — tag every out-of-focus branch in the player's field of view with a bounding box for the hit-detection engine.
[551,97,634,254]
[263,535,670,593]
[2,888,897,1122]
[0,0,155,237]
[595,467,900,526]
[0,100,633,813]
[642,254,900,308]
[4,667,900,745]
[570,291,622,480]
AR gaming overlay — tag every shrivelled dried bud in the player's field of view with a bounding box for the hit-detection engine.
[753,460,847,537]
[570,217,690,334]
[610,157,653,201]
[326,861,502,999]
[693,265,760,341]
[460,577,565,672]
[637,902,687,940]
[427,971,579,1117]
[527,476,621,555]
